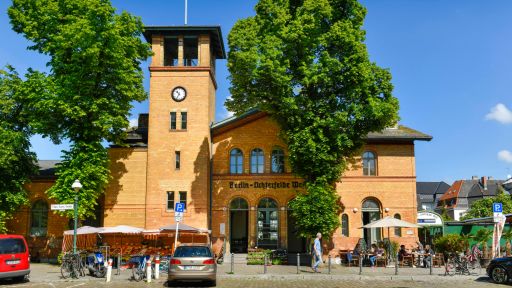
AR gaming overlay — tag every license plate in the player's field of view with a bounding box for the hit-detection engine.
[6,260,20,265]
[183,265,202,270]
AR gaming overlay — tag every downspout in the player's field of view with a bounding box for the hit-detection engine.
[209,123,213,232]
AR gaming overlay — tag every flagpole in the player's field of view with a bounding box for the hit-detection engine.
[184,0,188,25]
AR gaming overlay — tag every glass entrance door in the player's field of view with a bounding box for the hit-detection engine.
[362,199,382,247]
[257,198,279,248]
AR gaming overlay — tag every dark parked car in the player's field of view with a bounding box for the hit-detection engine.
[487,256,512,284]
[0,235,30,281]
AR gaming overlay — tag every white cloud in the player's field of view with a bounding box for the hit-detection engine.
[129,118,138,128]
[498,150,512,163]
[486,103,512,124]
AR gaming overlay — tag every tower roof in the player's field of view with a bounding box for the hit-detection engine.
[143,26,226,59]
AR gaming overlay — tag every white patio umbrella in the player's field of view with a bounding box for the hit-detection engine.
[361,216,420,240]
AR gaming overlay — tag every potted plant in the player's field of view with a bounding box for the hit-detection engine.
[501,228,512,256]
[473,228,493,267]
[433,234,467,261]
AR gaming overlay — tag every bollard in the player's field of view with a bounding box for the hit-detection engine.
[106,258,113,282]
[117,254,121,275]
[328,255,331,274]
[430,254,433,275]
[146,259,152,283]
[297,253,300,274]
[231,253,234,274]
[264,255,267,274]
[154,254,160,280]
[359,254,362,275]
[395,253,398,275]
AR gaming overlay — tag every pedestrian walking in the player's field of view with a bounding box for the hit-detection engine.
[312,232,322,273]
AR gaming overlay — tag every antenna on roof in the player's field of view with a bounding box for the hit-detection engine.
[185,0,188,25]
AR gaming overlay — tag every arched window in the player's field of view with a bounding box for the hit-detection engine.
[362,151,377,176]
[271,148,285,173]
[250,148,264,174]
[394,214,402,236]
[230,197,248,210]
[31,200,48,236]
[341,214,349,237]
[230,148,243,174]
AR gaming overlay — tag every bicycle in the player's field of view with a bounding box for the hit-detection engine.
[159,255,170,274]
[131,255,155,282]
[445,253,470,276]
[61,251,86,279]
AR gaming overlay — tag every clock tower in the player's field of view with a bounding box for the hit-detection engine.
[143,26,226,229]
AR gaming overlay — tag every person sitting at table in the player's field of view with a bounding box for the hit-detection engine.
[423,244,435,268]
[346,243,360,265]
[398,244,410,261]
[369,244,384,267]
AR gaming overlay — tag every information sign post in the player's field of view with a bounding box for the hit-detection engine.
[174,203,185,252]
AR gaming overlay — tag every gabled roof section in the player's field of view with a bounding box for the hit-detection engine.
[33,160,60,179]
[212,109,433,142]
[143,26,226,59]
[416,182,450,195]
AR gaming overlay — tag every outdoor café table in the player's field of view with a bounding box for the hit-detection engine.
[412,252,424,268]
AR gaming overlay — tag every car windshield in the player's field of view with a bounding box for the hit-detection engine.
[0,238,26,254]
[174,246,212,258]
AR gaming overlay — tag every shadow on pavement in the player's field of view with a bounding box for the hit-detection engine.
[164,280,215,287]
[0,277,29,286]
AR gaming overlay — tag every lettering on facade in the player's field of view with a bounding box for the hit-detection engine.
[228,181,304,189]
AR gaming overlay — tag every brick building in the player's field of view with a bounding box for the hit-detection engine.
[7,26,431,259]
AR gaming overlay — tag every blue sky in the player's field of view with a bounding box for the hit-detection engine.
[1,0,511,183]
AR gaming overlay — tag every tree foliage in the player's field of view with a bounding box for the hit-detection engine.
[0,67,38,232]
[433,234,468,254]
[8,0,152,218]
[460,187,512,220]
[227,0,399,237]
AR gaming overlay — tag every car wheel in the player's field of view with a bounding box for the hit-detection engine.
[491,266,509,284]
[207,280,216,287]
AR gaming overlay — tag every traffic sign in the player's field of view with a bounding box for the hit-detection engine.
[493,203,503,213]
[175,211,183,222]
[51,204,74,211]
[175,202,185,213]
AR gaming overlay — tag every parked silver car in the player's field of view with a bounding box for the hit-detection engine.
[168,244,217,287]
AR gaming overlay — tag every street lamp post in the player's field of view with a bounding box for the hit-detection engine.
[71,179,82,254]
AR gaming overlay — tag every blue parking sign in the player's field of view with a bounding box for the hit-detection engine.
[493,203,503,213]
[175,202,185,212]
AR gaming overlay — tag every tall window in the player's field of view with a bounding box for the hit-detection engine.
[271,148,285,173]
[257,198,279,248]
[183,36,198,66]
[170,112,177,130]
[181,112,187,130]
[394,214,402,236]
[167,191,175,210]
[31,200,48,236]
[362,151,377,176]
[179,191,187,211]
[251,148,264,174]
[341,214,349,237]
[230,149,243,174]
[175,151,181,170]
[164,37,179,66]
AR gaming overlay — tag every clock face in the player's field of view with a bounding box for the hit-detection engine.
[172,87,187,102]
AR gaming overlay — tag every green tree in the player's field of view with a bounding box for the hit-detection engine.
[460,186,512,220]
[0,67,38,232]
[8,0,152,219]
[227,0,399,237]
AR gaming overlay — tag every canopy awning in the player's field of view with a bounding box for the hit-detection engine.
[159,224,210,233]
[63,226,103,235]
[99,225,144,234]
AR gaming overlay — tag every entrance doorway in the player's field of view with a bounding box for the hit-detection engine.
[230,198,248,253]
[287,208,306,253]
[362,198,382,246]
[257,198,279,249]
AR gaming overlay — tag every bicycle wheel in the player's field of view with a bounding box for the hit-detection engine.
[445,258,455,276]
[61,261,76,279]
[132,266,144,282]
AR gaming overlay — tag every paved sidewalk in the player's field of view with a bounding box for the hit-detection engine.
[23,262,489,283]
